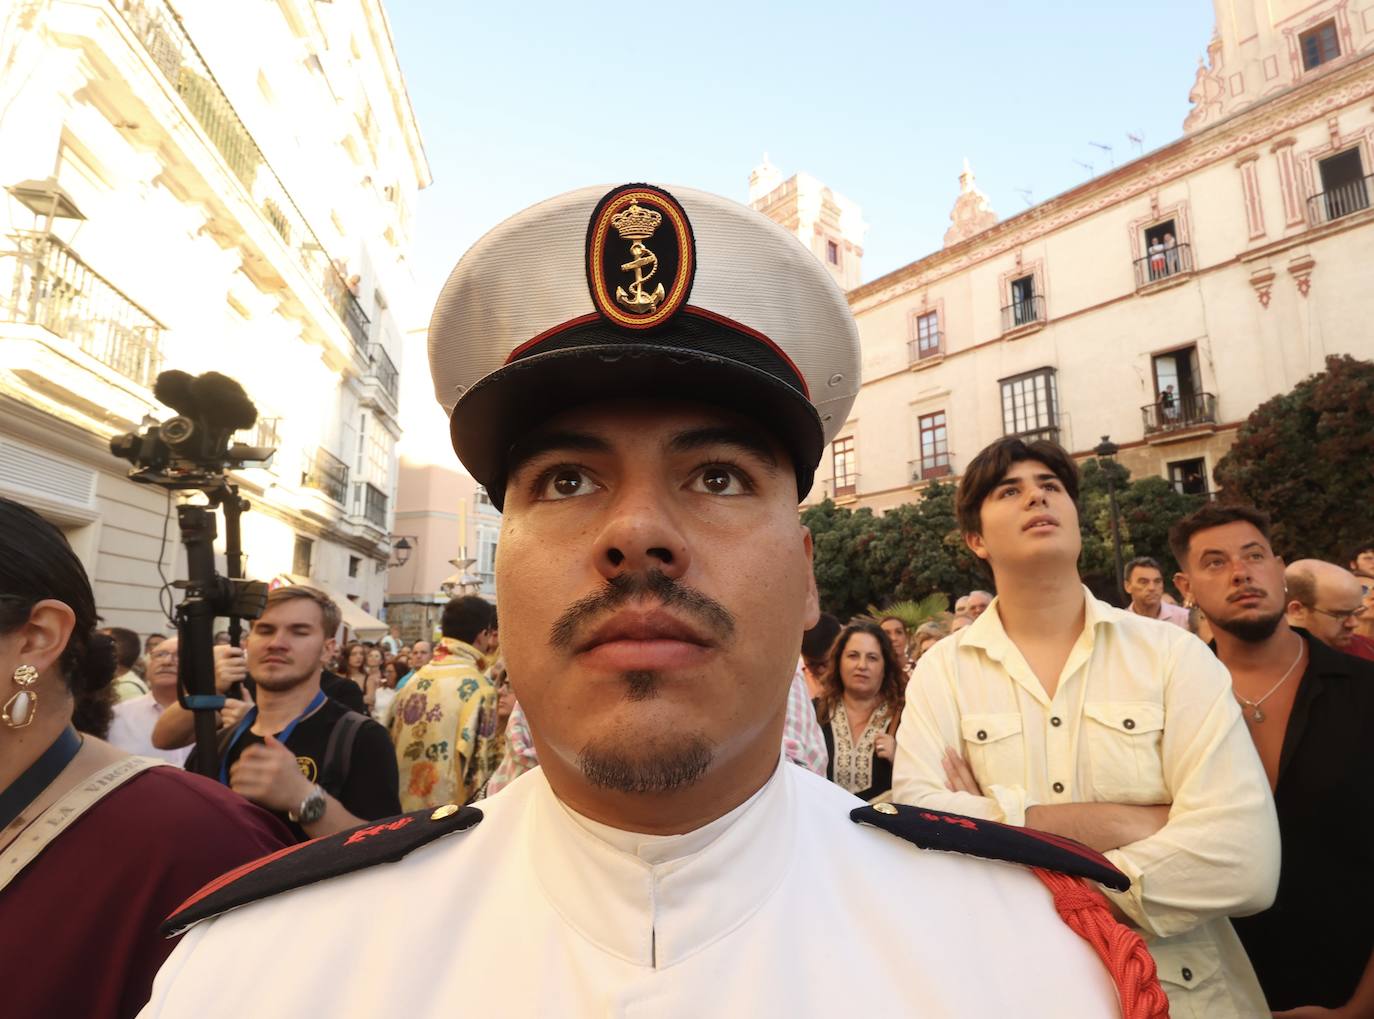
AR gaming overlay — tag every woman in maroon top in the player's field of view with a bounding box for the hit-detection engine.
[0,497,290,1019]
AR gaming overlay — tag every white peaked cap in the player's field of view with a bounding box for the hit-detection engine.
[428,183,861,509]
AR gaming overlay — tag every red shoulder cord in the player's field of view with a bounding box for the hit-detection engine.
[1032,868,1170,1019]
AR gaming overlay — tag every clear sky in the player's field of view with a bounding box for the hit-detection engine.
[389,0,1216,303]
[386,0,1217,461]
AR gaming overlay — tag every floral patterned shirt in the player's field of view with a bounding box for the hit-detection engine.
[390,638,501,810]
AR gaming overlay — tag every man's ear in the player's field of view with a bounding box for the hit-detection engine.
[964,530,989,562]
[800,525,820,630]
[1173,572,1193,606]
[321,637,338,666]
[1285,600,1307,621]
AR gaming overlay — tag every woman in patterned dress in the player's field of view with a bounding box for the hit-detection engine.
[813,621,906,803]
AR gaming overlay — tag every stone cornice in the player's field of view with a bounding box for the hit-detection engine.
[848,54,1374,314]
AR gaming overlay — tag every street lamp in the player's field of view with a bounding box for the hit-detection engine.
[387,536,414,569]
[1093,435,1126,597]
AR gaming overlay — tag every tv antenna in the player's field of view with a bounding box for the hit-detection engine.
[1127,131,1144,157]
[1089,141,1114,167]
[1074,159,1094,179]
[1014,187,1034,207]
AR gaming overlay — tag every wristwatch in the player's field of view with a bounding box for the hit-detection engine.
[288,785,327,825]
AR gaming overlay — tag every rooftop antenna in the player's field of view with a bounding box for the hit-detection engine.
[1127,132,1144,157]
[1074,159,1094,179]
[1014,187,1034,207]
[1089,141,1114,167]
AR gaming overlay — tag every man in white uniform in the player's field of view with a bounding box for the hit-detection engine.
[140,184,1163,1017]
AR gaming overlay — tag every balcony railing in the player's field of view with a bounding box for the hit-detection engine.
[1001,295,1045,333]
[114,0,370,352]
[302,447,349,504]
[1,231,163,388]
[909,456,952,482]
[1133,243,1194,288]
[1307,174,1372,226]
[1142,391,1217,434]
[907,333,944,365]
[833,476,858,498]
[366,343,399,403]
[353,481,387,529]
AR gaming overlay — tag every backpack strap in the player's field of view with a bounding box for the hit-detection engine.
[318,710,367,799]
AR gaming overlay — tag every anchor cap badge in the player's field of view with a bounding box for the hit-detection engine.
[586,185,695,330]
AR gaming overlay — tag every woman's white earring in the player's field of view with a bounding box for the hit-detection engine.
[3,663,39,729]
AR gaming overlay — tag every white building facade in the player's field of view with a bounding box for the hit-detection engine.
[0,0,429,638]
[763,0,1374,514]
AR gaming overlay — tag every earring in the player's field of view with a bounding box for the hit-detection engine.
[3,663,38,729]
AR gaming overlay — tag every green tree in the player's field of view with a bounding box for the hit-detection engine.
[800,499,882,621]
[1214,354,1374,563]
[864,482,983,604]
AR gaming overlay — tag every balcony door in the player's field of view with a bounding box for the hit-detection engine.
[1317,148,1369,221]
[1152,347,1201,421]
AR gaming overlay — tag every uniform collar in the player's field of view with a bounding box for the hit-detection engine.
[525,758,795,968]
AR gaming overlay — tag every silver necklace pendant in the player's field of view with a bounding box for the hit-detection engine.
[1249,705,1265,723]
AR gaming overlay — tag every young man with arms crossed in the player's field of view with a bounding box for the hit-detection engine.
[893,437,1279,1018]
[1172,504,1374,1017]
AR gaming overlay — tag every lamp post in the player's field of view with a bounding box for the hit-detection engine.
[1093,435,1125,596]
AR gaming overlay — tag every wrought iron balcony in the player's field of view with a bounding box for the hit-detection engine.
[114,0,369,352]
[907,332,944,365]
[366,343,399,403]
[302,447,349,504]
[1142,391,1217,434]
[1133,243,1194,288]
[1001,295,1045,333]
[1307,174,1372,226]
[1,231,163,388]
[908,455,952,482]
[353,481,388,529]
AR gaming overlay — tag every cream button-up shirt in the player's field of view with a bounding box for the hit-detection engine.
[141,760,1122,1017]
[893,587,1280,1018]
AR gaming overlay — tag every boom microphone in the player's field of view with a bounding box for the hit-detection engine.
[153,370,197,417]
[189,372,258,432]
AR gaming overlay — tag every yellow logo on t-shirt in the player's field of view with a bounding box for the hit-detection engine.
[296,756,318,783]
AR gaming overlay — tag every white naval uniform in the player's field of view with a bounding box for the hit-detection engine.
[140,760,1122,1018]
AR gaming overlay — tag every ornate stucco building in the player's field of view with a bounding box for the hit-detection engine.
[755,0,1374,513]
[0,0,429,636]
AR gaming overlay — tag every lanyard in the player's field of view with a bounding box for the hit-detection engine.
[219,690,326,785]
[0,726,82,830]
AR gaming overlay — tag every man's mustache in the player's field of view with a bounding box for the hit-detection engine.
[550,570,736,651]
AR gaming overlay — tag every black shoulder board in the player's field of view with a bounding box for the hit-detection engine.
[163,805,483,936]
[851,803,1129,892]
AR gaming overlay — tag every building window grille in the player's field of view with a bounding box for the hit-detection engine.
[1002,275,1045,331]
[831,436,857,496]
[1000,368,1059,442]
[1300,20,1340,70]
[1309,148,1370,225]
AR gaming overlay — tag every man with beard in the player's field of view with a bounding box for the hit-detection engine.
[1172,504,1374,1016]
[185,586,399,842]
[141,184,1162,1018]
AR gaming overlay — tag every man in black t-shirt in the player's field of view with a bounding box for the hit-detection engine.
[188,586,400,841]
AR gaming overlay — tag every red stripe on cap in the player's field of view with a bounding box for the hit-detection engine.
[681,306,810,399]
[167,837,318,920]
[505,313,602,364]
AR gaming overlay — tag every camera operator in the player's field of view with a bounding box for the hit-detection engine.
[176,586,399,842]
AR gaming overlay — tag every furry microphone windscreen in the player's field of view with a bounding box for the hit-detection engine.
[153,370,197,417]
[189,372,258,431]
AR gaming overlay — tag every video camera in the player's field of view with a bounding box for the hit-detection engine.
[109,370,274,486]
[110,370,273,777]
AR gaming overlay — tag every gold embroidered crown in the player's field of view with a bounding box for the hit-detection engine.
[610,201,662,240]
